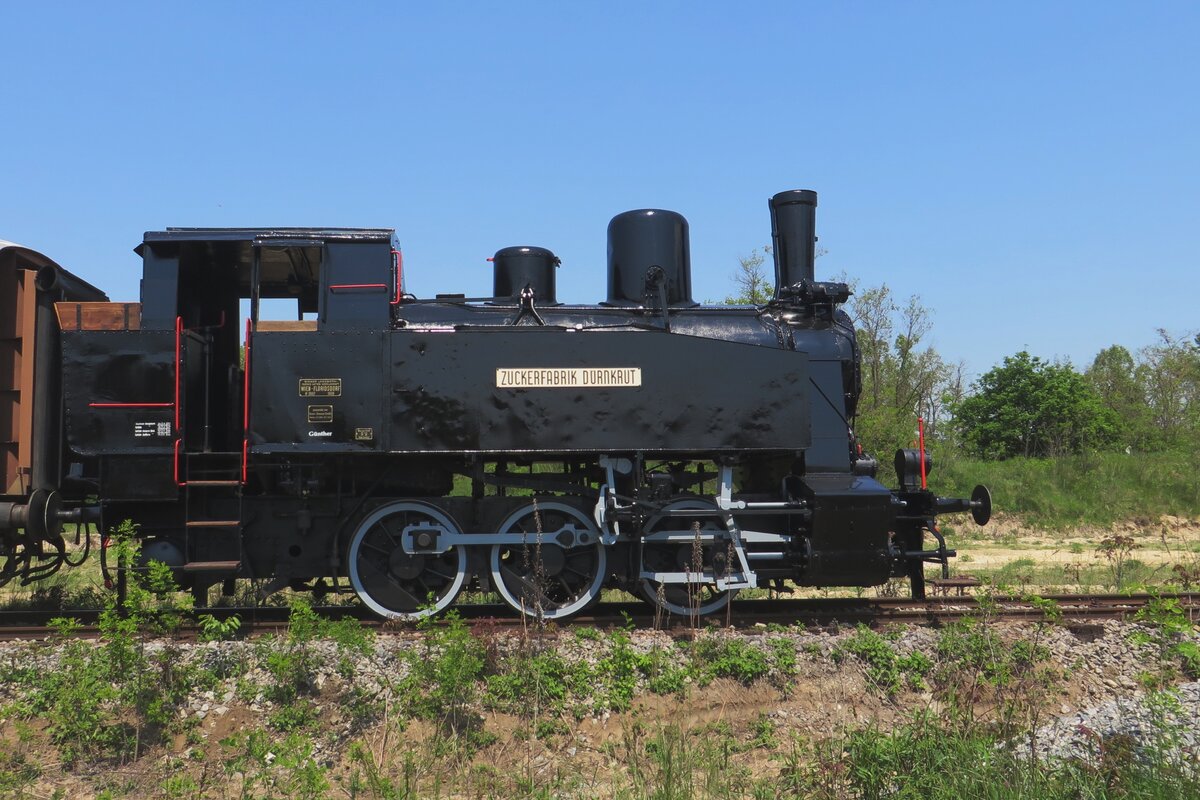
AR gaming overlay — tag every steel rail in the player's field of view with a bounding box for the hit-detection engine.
[0,593,1193,641]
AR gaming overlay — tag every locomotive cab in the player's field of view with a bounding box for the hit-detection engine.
[133,227,399,459]
[50,229,399,593]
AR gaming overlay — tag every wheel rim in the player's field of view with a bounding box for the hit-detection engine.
[348,501,468,619]
[639,499,737,616]
[489,501,606,620]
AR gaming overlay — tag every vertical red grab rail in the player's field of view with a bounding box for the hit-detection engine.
[174,316,182,429]
[917,416,927,490]
[174,316,183,486]
[390,249,403,305]
[242,318,251,484]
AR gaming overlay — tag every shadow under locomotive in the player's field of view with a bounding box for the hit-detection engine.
[0,190,990,619]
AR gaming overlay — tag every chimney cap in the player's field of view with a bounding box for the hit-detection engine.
[770,189,818,207]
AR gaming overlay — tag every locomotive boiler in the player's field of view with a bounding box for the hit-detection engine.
[0,190,990,619]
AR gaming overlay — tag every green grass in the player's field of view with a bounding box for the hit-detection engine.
[960,559,1171,594]
[937,450,1200,529]
[795,715,1200,799]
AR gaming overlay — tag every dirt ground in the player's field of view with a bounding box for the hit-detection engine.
[938,513,1200,592]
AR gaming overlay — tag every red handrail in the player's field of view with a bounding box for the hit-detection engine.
[89,402,173,408]
[918,417,927,490]
[391,249,404,305]
[242,318,251,485]
[242,318,251,430]
[174,316,182,430]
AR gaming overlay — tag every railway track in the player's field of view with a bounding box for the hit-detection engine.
[0,592,1193,641]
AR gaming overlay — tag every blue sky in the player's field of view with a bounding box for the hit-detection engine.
[3,2,1196,378]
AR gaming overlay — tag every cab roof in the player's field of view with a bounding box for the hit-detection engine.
[138,227,395,250]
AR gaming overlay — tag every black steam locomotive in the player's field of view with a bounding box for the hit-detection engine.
[0,191,990,619]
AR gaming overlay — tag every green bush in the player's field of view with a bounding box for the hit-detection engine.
[197,613,241,642]
[594,628,641,711]
[484,650,568,714]
[19,522,198,766]
[1133,595,1200,681]
[687,634,770,686]
[768,637,799,687]
[397,611,485,731]
[259,598,376,707]
[637,646,688,696]
[833,626,930,696]
[220,729,329,800]
[794,713,1200,799]
[268,699,320,733]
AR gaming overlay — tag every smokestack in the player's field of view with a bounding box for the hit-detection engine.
[769,189,818,298]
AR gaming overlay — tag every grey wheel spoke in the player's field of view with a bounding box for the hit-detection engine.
[424,562,457,582]
[374,518,404,544]
[360,556,421,609]
[500,562,544,600]
[360,541,391,558]
[564,563,595,586]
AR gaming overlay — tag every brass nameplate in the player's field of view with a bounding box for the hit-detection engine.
[307,405,334,423]
[299,378,342,397]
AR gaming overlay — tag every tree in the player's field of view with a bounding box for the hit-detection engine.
[724,244,829,305]
[846,282,949,457]
[953,351,1117,459]
[1086,344,1153,451]
[1084,332,1199,453]
[848,283,895,413]
[724,247,773,305]
[1136,330,1200,451]
[935,360,970,452]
